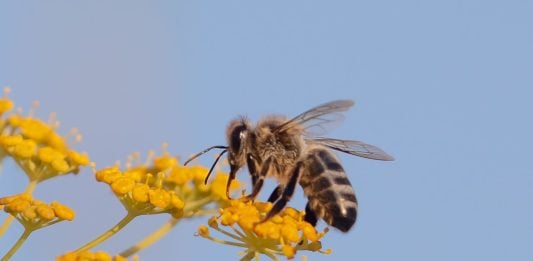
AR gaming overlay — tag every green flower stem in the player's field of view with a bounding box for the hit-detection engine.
[75,212,137,253]
[120,218,180,257]
[118,196,216,257]
[1,228,32,261]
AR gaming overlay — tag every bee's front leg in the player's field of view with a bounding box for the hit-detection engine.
[242,155,271,202]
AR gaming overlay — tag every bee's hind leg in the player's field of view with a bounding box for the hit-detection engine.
[303,201,318,226]
[261,161,303,222]
[267,185,282,203]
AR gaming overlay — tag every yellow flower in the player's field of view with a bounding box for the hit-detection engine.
[36,205,55,220]
[132,184,150,203]
[14,139,37,159]
[148,189,171,209]
[56,251,129,261]
[153,154,177,171]
[0,97,14,113]
[19,118,53,142]
[0,134,23,147]
[38,146,64,163]
[111,177,136,195]
[282,245,296,259]
[51,158,70,173]
[95,159,185,217]
[95,167,122,184]
[0,194,75,230]
[199,200,330,260]
[51,201,76,221]
[0,100,91,183]
[197,225,210,237]
[68,150,90,166]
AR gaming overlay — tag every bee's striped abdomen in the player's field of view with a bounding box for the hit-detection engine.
[300,147,358,232]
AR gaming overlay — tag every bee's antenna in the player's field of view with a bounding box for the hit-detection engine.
[204,149,227,184]
[183,145,228,166]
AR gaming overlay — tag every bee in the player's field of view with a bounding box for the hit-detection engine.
[184,100,394,232]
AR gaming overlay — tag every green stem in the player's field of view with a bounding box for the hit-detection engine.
[119,218,180,257]
[75,212,137,253]
[1,229,32,261]
[118,197,215,257]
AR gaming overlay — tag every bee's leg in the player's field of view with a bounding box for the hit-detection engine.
[303,202,318,226]
[267,185,282,203]
[243,156,271,202]
[225,170,236,200]
[261,161,303,222]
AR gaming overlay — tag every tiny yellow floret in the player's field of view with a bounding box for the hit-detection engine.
[148,189,171,209]
[282,244,296,259]
[198,225,210,238]
[153,154,177,170]
[51,201,75,221]
[111,177,136,195]
[95,166,122,184]
[0,98,14,113]
[0,134,23,147]
[36,205,56,220]
[51,158,70,173]
[14,139,37,158]
[132,184,150,203]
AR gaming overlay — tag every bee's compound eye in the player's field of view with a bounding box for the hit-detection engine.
[229,125,247,153]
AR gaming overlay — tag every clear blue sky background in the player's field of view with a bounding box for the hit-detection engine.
[1,1,532,260]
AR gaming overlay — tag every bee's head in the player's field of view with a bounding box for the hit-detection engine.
[226,117,251,172]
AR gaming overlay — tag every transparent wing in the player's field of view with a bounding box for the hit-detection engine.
[274,100,354,137]
[308,138,395,161]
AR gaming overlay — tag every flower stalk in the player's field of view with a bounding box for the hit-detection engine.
[75,212,137,253]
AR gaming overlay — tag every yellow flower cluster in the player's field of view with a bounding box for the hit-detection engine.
[57,251,130,261]
[198,200,330,260]
[0,194,75,229]
[95,164,184,218]
[0,96,90,183]
[94,152,239,218]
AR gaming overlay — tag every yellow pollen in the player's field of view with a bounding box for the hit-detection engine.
[93,251,112,261]
[36,205,56,220]
[132,184,150,203]
[208,216,219,229]
[22,206,37,219]
[148,189,171,209]
[51,158,70,173]
[0,134,24,147]
[197,225,210,238]
[0,98,14,113]
[170,194,185,209]
[38,146,63,163]
[51,201,75,221]
[14,139,37,159]
[68,150,90,166]
[282,245,296,259]
[111,177,136,195]
[95,167,122,184]
[153,154,177,171]
[281,224,301,243]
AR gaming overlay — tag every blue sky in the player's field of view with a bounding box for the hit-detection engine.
[1,1,532,260]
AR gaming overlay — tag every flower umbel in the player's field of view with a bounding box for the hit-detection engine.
[198,200,331,260]
[0,193,75,229]
[0,95,90,184]
[81,149,241,255]
[0,194,76,260]
[57,251,132,261]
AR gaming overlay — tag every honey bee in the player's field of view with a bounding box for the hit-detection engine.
[184,100,393,232]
